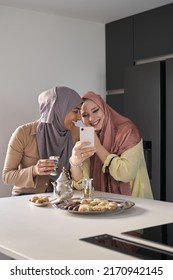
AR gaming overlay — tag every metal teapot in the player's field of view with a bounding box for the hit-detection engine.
[51,167,73,202]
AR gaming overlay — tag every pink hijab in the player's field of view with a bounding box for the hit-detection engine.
[82,91,141,195]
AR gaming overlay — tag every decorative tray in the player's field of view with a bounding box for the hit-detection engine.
[53,197,135,215]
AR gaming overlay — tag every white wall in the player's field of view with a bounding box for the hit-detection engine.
[0,6,106,197]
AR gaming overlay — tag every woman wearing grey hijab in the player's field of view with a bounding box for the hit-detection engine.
[36,86,82,174]
[2,86,82,195]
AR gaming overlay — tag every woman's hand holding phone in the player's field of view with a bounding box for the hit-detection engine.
[70,128,96,166]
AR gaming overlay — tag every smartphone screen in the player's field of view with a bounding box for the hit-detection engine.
[80,127,94,147]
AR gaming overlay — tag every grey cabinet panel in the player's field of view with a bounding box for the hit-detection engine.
[134,3,173,60]
[106,94,124,115]
[106,3,173,90]
[106,17,133,90]
[166,58,173,202]
[124,62,161,200]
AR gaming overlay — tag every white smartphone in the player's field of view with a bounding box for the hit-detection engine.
[80,127,94,147]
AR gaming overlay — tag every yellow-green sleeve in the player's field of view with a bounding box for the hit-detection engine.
[102,140,153,199]
[102,141,142,182]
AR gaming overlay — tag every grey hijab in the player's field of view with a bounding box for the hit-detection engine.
[36,86,82,176]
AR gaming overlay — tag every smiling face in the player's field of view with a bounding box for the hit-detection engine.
[81,99,105,132]
[64,104,82,130]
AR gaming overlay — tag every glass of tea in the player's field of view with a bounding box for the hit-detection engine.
[82,178,94,199]
[49,156,60,176]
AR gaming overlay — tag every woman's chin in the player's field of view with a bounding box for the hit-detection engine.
[69,122,76,130]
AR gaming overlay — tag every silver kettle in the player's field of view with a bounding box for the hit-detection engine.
[51,167,73,202]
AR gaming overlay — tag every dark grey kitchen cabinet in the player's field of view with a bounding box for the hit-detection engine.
[166,58,173,202]
[106,94,124,115]
[124,62,162,201]
[123,58,173,203]
[106,17,133,90]
[134,3,173,61]
[106,3,173,91]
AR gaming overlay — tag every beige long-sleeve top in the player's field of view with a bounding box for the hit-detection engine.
[2,120,52,195]
[73,140,153,199]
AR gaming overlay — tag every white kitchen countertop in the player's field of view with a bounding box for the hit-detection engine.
[0,191,173,260]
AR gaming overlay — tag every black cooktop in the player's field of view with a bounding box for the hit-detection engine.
[80,222,173,260]
[123,222,173,246]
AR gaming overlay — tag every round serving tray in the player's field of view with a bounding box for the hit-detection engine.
[53,197,135,215]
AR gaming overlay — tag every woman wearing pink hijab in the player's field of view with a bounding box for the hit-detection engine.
[70,91,153,198]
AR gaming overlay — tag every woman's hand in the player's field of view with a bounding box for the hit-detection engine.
[33,159,55,177]
[94,132,110,163]
[70,141,96,166]
[94,132,102,148]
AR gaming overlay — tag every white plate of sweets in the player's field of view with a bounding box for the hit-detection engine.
[29,195,50,207]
